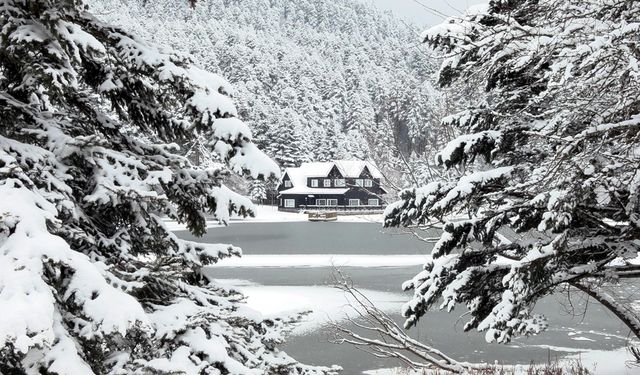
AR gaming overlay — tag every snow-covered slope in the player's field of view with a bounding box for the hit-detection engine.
[87,0,444,175]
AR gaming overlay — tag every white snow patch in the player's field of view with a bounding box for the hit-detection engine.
[571,336,597,342]
[568,347,640,375]
[527,344,586,353]
[364,346,640,375]
[362,369,400,375]
[214,279,405,335]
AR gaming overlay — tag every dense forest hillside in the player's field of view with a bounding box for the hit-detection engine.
[89,0,445,185]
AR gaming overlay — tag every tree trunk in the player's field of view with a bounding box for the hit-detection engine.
[570,280,640,339]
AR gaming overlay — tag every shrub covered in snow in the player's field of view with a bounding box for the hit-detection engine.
[385,0,640,344]
[0,1,335,374]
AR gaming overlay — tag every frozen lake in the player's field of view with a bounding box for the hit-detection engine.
[176,222,639,374]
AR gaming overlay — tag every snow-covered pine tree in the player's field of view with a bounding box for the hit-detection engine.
[343,91,373,134]
[89,0,441,173]
[249,180,267,204]
[385,0,640,344]
[310,127,332,162]
[184,134,219,167]
[264,109,308,168]
[335,130,369,161]
[0,1,336,374]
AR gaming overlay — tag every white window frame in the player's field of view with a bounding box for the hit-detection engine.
[311,179,318,187]
[284,180,292,188]
[348,199,360,206]
[368,198,379,206]
[355,179,364,187]
[335,179,346,187]
[323,179,331,187]
[327,199,338,206]
[316,198,326,206]
[284,199,295,208]
[364,179,373,187]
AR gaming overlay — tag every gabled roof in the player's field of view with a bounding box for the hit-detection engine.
[297,162,335,177]
[280,159,383,195]
[283,167,309,189]
[333,159,383,179]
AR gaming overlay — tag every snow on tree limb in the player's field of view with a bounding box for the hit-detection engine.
[385,0,640,346]
[436,130,502,168]
[0,1,330,373]
[0,182,150,354]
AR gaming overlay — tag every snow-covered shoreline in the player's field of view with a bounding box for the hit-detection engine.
[164,204,383,231]
[363,345,639,375]
[212,278,405,336]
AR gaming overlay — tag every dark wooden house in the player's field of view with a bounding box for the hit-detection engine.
[277,160,387,211]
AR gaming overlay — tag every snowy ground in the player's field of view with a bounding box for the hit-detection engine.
[163,204,382,231]
[214,278,404,335]
[362,347,640,375]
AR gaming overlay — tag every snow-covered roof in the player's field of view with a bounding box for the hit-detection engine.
[288,160,382,178]
[279,160,383,195]
[284,167,310,190]
[333,159,382,179]
[296,162,335,177]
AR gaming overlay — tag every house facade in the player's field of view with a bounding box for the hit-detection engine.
[277,160,386,210]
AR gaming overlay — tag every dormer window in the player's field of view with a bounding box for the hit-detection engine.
[364,179,373,187]
[355,179,364,187]
[335,179,346,187]
[323,179,331,187]
[284,180,292,188]
[311,179,318,187]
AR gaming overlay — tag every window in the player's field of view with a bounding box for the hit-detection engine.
[316,199,326,206]
[284,180,292,188]
[311,179,318,187]
[349,199,360,206]
[284,199,295,208]
[327,199,338,206]
[364,179,373,187]
[355,179,364,187]
[368,199,379,206]
[323,179,331,187]
[335,179,346,187]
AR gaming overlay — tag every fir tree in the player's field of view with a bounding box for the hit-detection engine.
[0,1,336,373]
[385,0,640,344]
[343,90,374,133]
[249,180,267,204]
[264,109,308,168]
[90,0,441,172]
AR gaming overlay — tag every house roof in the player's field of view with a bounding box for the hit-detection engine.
[290,160,383,179]
[296,162,334,177]
[333,159,383,179]
[279,159,383,195]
